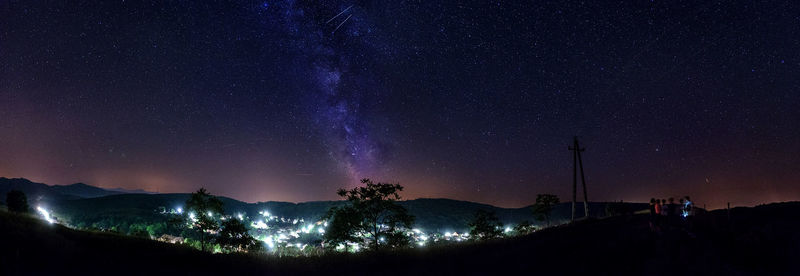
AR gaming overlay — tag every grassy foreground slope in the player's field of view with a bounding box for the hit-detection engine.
[2,202,799,275]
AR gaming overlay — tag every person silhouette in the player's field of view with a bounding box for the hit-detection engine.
[649,198,657,231]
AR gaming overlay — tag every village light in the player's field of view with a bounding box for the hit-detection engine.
[252,220,268,229]
[176,207,183,214]
[264,236,275,249]
[36,206,55,224]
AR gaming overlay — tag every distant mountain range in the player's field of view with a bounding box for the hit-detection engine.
[1,177,647,231]
[0,177,157,201]
[0,177,122,201]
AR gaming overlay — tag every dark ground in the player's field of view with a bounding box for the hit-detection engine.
[2,202,799,275]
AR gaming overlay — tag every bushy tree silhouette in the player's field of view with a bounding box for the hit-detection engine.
[323,205,363,251]
[218,218,258,252]
[468,210,502,240]
[6,190,29,213]
[532,194,559,227]
[324,179,414,250]
[185,188,223,252]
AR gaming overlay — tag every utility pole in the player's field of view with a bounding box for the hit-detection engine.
[568,136,590,222]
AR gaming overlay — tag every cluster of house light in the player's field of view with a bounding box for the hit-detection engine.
[248,209,328,251]
[163,206,526,254]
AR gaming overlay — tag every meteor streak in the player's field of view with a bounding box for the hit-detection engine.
[326,5,353,24]
[333,14,353,34]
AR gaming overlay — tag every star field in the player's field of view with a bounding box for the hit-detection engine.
[1,0,798,208]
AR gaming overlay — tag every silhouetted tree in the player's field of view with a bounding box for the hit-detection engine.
[325,179,415,250]
[6,190,29,213]
[384,229,411,248]
[218,218,258,252]
[323,205,363,251]
[185,188,224,252]
[468,210,502,240]
[532,194,559,227]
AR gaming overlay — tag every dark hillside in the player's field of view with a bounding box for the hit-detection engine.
[3,178,646,231]
[3,202,798,275]
[51,193,646,232]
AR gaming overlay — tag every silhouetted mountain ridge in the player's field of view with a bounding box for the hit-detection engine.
[0,177,131,201]
[50,182,123,198]
[51,193,646,231]
[3,177,646,231]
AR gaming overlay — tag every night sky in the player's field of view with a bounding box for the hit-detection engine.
[1,1,798,208]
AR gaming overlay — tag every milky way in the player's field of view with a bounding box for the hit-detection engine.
[273,1,395,183]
